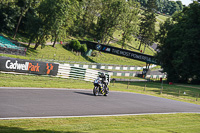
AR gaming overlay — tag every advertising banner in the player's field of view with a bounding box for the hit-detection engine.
[80,41,157,64]
[0,57,58,76]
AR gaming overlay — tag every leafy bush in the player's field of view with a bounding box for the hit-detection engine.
[69,40,88,53]
[69,40,81,51]
[80,44,87,53]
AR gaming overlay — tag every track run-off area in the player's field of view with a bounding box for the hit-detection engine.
[0,87,200,119]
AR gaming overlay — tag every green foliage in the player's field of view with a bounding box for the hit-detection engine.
[120,0,140,49]
[95,0,141,44]
[138,0,184,15]
[69,40,81,51]
[156,1,200,83]
[138,0,157,53]
[0,2,19,32]
[80,43,87,53]
[71,0,102,37]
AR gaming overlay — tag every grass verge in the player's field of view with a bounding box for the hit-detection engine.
[0,113,200,133]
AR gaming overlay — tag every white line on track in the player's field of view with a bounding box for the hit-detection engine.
[1,112,200,120]
[0,87,87,91]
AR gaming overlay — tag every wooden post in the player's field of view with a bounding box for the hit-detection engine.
[196,93,199,101]
[127,81,130,89]
[160,86,163,95]
[144,84,146,91]
[113,80,115,86]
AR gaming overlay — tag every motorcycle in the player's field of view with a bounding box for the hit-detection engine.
[93,78,109,96]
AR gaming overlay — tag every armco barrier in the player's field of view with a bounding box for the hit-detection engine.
[37,59,157,71]
[65,63,157,71]
[57,64,109,82]
[0,57,58,76]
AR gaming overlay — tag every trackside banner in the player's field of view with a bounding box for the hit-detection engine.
[79,41,158,64]
[0,57,59,76]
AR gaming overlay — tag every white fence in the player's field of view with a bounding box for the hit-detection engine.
[57,64,106,82]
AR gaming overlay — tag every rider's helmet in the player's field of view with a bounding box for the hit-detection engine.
[100,73,105,78]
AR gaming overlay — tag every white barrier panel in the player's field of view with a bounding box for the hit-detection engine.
[57,64,109,82]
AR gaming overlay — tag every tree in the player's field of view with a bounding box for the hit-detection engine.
[33,0,77,49]
[137,0,184,15]
[138,0,157,53]
[0,1,19,32]
[156,1,200,83]
[13,0,33,39]
[96,0,126,43]
[120,0,140,49]
[176,1,183,11]
[76,0,102,36]
[25,11,43,48]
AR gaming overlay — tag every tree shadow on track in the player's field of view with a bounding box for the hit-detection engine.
[0,126,82,133]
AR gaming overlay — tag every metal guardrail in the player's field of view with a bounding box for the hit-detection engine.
[37,59,157,71]
[57,64,110,82]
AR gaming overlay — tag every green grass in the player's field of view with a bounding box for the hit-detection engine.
[0,73,92,89]
[0,42,149,66]
[0,113,200,133]
[1,73,200,105]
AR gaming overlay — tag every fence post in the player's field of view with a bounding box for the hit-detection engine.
[196,93,199,101]
[144,84,146,91]
[127,81,130,89]
[113,79,115,86]
[160,86,163,95]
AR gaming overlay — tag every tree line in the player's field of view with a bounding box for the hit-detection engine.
[0,0,160,53]
[156,1,200,83]
[138,0,184,15]
[0,0,138,49]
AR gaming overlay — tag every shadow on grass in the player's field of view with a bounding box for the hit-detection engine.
[82,55,97,63]
[0,126,82,133]
[62,44,97,63]
[25,47,38,56]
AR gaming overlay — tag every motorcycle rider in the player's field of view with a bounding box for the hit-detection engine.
[99,73,107,91]
[93,72,109,96]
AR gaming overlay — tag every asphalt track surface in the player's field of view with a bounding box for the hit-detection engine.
[1,87,200,119]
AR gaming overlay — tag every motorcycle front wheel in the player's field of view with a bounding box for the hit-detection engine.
[93,86,99,96]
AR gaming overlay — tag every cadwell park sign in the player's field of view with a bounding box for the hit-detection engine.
[0,56,58,76]
[79,41,157,64]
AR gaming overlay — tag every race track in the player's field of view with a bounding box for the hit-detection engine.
[0,87,200,119]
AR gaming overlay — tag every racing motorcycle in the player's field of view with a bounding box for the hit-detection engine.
[93,78,109,96]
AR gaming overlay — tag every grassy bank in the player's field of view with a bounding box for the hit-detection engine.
[0,113,200,133]
[0,43,150,66]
